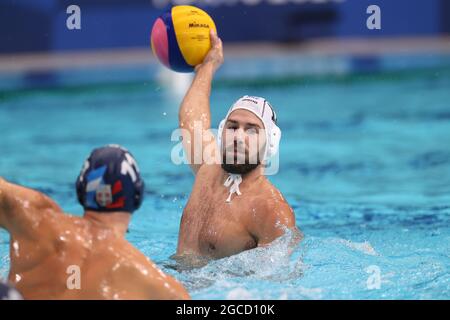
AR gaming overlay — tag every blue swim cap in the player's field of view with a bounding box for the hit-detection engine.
[76,145,144,214]
[0,281,22,300]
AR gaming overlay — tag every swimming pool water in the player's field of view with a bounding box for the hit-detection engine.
[0,68,449,299]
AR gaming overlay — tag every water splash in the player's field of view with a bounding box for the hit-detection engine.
[175,229,306,294]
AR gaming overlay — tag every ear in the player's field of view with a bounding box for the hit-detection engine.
[134,179,144,211]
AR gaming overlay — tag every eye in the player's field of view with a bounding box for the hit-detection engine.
[246,128,258,135]
[227,124,238,131]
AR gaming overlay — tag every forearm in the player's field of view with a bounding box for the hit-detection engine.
[179,62,215,131]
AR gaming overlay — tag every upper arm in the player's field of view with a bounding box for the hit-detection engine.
[179,119,219,175]
[0,178,62,235]
[249,196,300,247]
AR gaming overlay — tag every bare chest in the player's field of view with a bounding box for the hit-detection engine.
[179,182,257,258]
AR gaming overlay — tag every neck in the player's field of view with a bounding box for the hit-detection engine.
[83,211,131,237]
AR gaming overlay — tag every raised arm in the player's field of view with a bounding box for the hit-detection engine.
[0,177,62,235]
[179,30,224,174]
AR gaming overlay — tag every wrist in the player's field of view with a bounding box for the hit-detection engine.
[196,61,217,74]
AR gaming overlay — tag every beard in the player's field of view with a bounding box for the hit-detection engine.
[221,147,261,175]
[221,162,259,175]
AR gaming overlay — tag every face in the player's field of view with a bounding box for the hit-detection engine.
[221,109,267,175]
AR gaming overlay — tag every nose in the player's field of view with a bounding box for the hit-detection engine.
[233,128,246,145]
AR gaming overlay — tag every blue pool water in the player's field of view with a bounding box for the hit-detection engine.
[0,67,449,299]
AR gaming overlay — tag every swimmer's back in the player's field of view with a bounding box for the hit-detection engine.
[2,179,188,299]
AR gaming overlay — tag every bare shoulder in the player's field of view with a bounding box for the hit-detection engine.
[113,241,190,300]
[256,180,296,227]
[245,180,299,246]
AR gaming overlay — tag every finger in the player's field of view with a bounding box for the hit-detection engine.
[213,36,222,51]
[209,29,219,46]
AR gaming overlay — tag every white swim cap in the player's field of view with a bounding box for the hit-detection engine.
[217,95,281,161]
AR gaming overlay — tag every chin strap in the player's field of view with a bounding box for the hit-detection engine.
[224,173,242,203]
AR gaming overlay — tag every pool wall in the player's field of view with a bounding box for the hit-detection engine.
[0,42,449,91]
[0,0,448,54]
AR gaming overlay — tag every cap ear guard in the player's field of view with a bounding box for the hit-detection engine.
[133,179,144,210]
[266,123,281,159]
[76,160,89,209]
[261,99,281,159]
[76,178,84,208]
[217,119,226,156]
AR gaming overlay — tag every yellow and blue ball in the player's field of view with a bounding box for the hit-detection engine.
[150,5,217,73]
